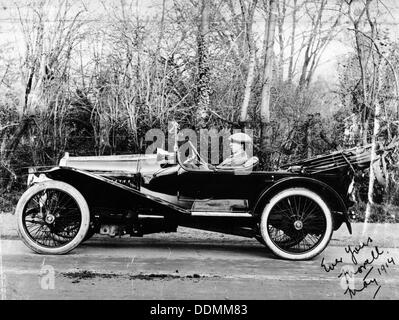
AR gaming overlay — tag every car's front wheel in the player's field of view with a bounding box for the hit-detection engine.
[259,188,333,260]
[16,180,90,254]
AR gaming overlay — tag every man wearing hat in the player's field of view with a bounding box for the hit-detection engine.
[218,132,252,167]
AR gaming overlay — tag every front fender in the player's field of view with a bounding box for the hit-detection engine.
[28,166,189,215]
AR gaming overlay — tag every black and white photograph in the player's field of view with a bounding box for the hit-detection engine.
[0,0,399,306]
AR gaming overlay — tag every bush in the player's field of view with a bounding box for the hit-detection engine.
[0,189,23,213]
[350,201,399,223]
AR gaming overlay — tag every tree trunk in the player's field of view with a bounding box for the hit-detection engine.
[276,0,285,83]
[239,0,258,125]
[260,0,277,154]
[298,48,312,90]
[349,0,371,144]
[287,0,297,84]
[306,115,313,158]
[364,62,383,225]
[197,0,211,128]
[3,116,33,161]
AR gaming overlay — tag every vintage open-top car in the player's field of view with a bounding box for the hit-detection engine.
[15,124,386,260]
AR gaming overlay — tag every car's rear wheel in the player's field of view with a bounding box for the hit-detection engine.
[260,188,333,260]
[16,180,90,254]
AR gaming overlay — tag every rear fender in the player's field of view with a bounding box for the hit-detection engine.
[253,177,352,234]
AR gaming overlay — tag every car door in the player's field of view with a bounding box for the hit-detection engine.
[177,168,274,212]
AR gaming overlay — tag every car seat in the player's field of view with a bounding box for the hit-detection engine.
[243,156,259,169]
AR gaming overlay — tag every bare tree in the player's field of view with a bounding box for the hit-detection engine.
[346,0,372,144]
[5,1,85,164]
[343,0,398,224]
[196,0,211,128]
[276,0,286,83]
[239,0,258,125]
[260,0,277,154]
[297,0,343,90]
[287,0,298,84]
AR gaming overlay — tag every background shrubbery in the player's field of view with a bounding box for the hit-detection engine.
[1,0,399,222]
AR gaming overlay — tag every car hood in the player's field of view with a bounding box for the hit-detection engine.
[58,152,163,174]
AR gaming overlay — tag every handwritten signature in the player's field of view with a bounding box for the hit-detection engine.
[320,237,396,299]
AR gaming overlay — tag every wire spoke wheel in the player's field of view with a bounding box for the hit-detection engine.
[22,190,81,248]
[260,188,333,260]
[16,181,90,255]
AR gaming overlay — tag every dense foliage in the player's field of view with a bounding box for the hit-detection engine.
[0,0,398,222]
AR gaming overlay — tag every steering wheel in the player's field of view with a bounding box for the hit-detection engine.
[181,141,212,170]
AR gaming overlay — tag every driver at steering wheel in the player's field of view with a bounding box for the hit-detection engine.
[182,132,252,170]
[218,132,251,167]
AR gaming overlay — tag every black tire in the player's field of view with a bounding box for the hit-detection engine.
[82,227,96,242]
[16,180,90,254]
[259,188,333,260]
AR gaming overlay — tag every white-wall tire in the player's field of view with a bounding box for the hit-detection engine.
[16,180,90,254]
[260,188,333,260]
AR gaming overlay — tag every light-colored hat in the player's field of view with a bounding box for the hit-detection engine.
[229,132,252,144]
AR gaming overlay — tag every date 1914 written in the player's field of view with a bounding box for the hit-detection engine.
[320,236,396,299]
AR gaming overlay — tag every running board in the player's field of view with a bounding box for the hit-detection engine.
[191,211,252,217]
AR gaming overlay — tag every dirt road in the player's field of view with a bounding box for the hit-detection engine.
[1,225,398,300]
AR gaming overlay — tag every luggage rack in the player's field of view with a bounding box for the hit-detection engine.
[281,144,374,174]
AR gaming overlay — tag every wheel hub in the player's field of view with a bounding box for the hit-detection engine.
[293,220,303,230]
[45,214,55,224]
